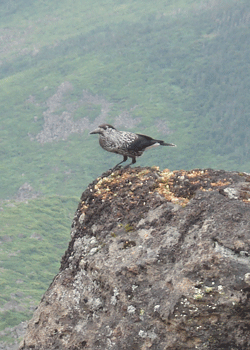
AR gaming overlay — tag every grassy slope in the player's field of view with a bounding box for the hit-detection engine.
[0,195,78,336]
[1,0,250,200]
[0,0,250,342]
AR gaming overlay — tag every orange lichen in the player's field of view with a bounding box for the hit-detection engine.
[89,167,250,207]
[92,169,153,202]
[154,169,190,206]
[211,181,230,187]
[80,202,89,213]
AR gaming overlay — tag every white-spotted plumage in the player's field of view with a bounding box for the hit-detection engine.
[90,124,176,168]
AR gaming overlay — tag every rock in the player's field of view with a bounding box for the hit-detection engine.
[19,168,250,350]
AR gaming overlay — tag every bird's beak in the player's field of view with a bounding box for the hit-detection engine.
[89,128,101,135]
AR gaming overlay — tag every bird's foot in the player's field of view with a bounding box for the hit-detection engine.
[111,165,122,171]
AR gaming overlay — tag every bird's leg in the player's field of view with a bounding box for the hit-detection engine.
[123,157,136,169]
[112,156,128,170]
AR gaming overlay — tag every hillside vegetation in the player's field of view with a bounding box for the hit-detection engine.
[1,0,250,200]
[0,0,250,345]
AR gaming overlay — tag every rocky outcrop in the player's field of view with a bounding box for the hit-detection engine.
[19,167,250,350]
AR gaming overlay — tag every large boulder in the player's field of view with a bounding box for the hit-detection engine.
[20,167,250,349]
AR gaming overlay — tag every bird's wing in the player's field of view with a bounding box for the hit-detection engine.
[126,133,156,152]
[136,133,176,147]
[135,133,154,141]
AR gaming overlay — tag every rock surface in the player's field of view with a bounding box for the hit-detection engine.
[19,167,250,349]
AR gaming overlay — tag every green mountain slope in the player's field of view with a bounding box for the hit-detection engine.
[0,195,78,339]
[1,0,250,200]
[0,0,250,345]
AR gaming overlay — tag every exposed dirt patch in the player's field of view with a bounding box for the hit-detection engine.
[28,82,142,143]
[31,82,112,143]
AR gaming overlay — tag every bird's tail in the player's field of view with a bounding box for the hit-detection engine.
[159,141,176,147]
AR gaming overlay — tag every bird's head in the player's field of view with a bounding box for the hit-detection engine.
[90,124,116,135]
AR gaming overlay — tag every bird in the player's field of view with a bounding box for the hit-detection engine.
[90,123,176,169]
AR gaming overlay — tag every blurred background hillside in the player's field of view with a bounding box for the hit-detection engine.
[0,0,250,347]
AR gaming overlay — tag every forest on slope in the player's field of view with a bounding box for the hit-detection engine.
[0,0,250,345]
